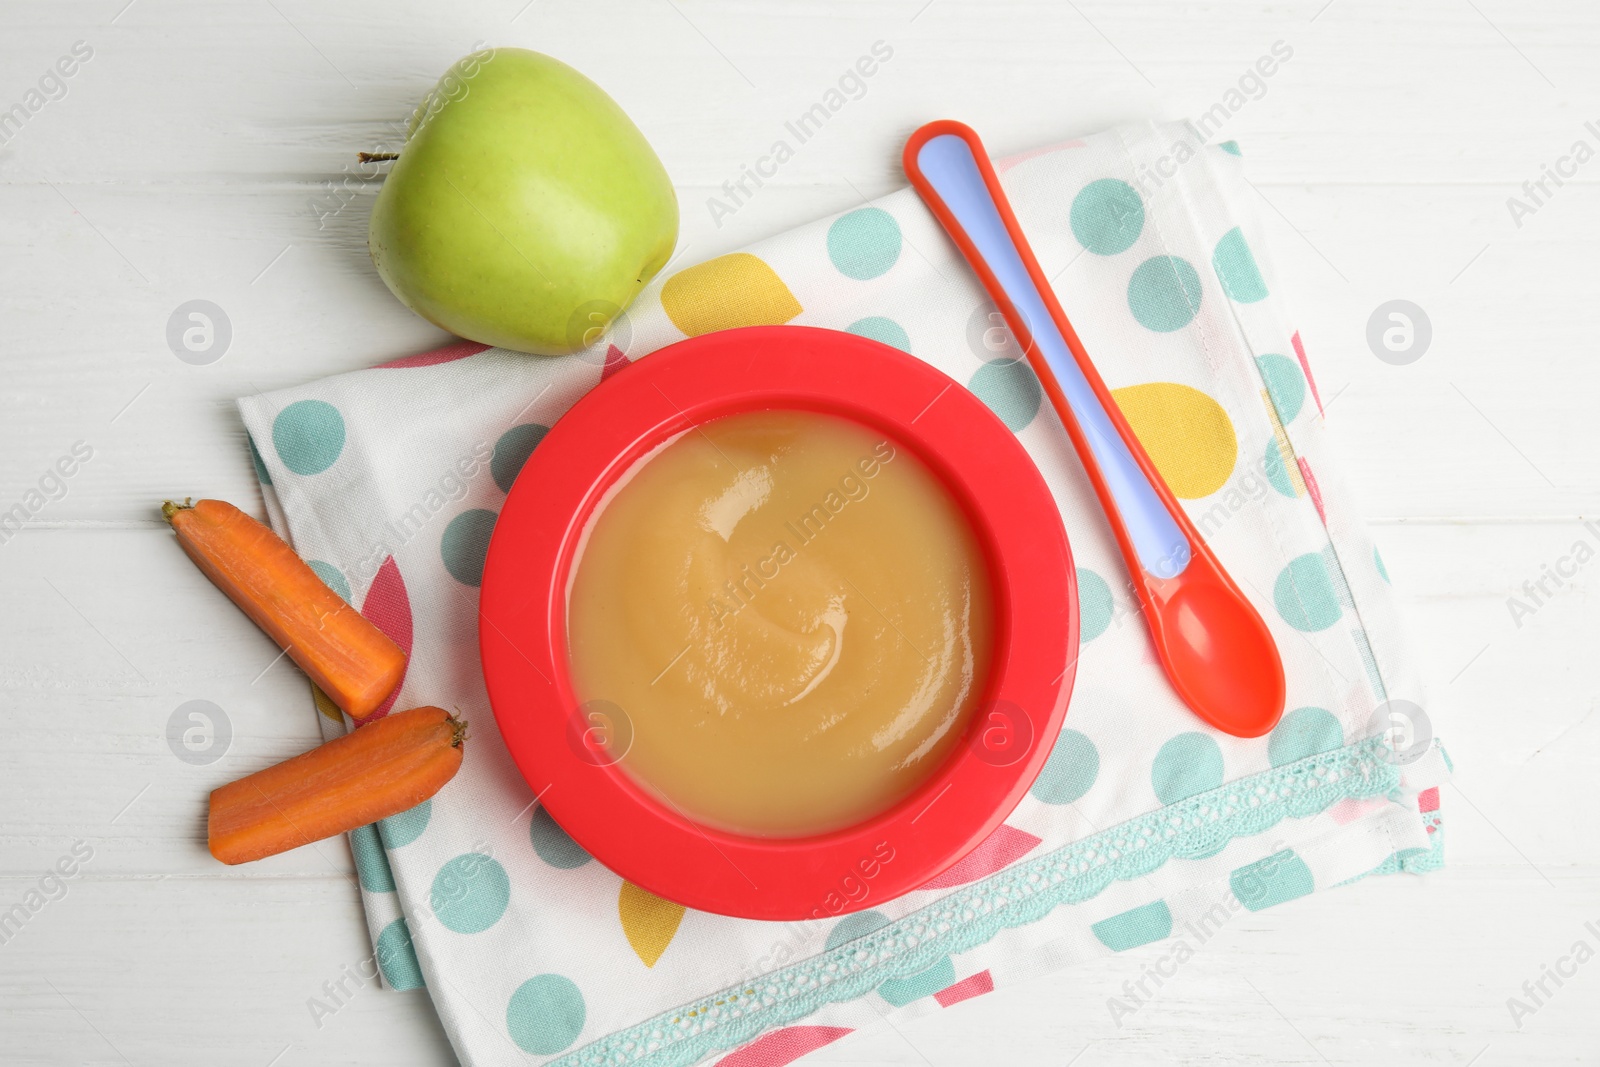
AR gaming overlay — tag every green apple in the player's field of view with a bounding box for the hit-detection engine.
[368,48,678,355]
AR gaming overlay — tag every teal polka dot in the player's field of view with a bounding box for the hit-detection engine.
[530,806,591,869]
[968,358,1042,431]
[378,799,431,849]
[1070,178,1144,255]
[825,911,952,1006]
[307,560,350,603]
[1151,732,1225,804]
[1263,438,1295,497]
[271,399,345,475]
[1374,547,1390,584]
[492,424,548,494]
[826,909,889,949]
[375,917,425,990]
[1256,354,1306,423]
[1091,900,1172,951]
[441,509,497,586]
[1218,140,1242,156]
[349,823,394,893]
[1230,849,1315,911]
[247,437,272,485]
[1268,707,1343,767]
[507,974,585,1055]
[827,208,901,280]
[1273,552,1343,631]
[431,853,511,934]
[879,957,956,1007]
[1030,728,1099,805]
[1077,567,1114,642]
[1128,256,1203,332]
[847,316,910,352]
[1213,226,1268,303]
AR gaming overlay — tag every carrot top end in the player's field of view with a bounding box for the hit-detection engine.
[160,498,195,522]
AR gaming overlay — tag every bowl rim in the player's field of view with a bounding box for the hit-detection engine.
[479,325,1078,921]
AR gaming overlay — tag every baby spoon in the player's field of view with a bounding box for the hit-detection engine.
[903,120,1284,738]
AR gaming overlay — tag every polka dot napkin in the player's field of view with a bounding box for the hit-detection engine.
[237,121,1449,1067]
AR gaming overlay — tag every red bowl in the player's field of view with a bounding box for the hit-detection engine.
[479,325,1077,920]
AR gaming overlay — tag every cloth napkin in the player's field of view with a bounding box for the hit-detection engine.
[238,120,1449,1067]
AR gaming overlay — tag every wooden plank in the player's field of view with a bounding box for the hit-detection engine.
[0,876,456,1066]
[0,182,1597,521]
[1,0,1597,185]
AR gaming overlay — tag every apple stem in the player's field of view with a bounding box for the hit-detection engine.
[359,152,400,164]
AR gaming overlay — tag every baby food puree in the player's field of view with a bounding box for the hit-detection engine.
[567,409,994,837]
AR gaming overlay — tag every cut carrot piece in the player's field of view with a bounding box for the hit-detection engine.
[208,706,465,865]
[163,498,405,720]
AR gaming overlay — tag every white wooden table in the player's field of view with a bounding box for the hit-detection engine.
[2,1,1595,1063]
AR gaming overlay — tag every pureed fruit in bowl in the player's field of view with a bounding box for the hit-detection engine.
[566,410,993,838]
[479,325,1078,919]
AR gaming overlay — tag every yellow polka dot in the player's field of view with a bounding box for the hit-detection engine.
[660,253,803,337]
[1111,382,1237,498]
[1261,388,1306,496]
[311,682,343,723]
[618,881,685,968]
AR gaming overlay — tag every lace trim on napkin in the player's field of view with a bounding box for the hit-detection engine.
[556,735,1402,1067]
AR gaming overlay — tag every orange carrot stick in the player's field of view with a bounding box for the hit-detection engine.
[208,706,465,865]
[163,498,405,720]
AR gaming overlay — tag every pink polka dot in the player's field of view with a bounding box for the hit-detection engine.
[360,556,413,721]
[919,824,1041,890]
[377,340,491,369]
[714,1026,854,1067]
[1297,456,1325,522]
[1290,331,1324,414]
[600,344,631,381]
[1327,795,1387,826]
[995,140,1087,173]
[934,969,994,1008]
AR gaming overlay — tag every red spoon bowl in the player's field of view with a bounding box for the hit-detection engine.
[478,325,1078,921]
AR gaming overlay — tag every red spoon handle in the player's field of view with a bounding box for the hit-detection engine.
[904,120,1285,737]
